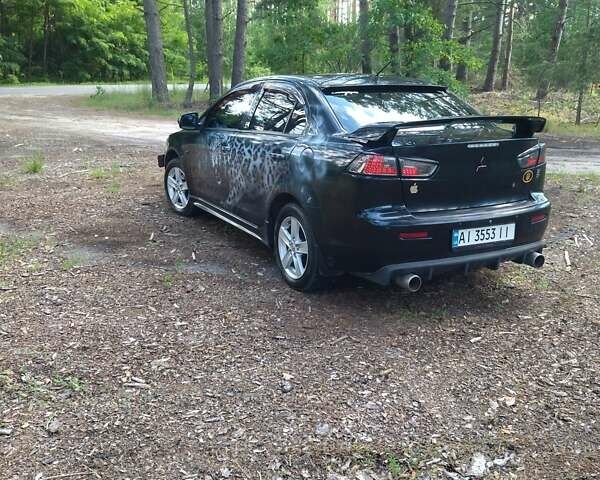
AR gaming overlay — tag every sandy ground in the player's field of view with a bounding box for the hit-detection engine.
[0,96,599,480]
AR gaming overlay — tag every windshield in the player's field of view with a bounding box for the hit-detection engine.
[324,89,478,132]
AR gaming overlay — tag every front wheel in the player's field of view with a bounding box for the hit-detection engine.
[274,203,323,291]
[164,159,199,216]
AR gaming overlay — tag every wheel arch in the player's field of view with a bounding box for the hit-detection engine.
[267,192,301,248]
[164,148,179,166]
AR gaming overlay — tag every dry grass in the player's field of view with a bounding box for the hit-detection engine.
[470,89,600,138]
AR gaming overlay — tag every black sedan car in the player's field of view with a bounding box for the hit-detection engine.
[158,74,550,292]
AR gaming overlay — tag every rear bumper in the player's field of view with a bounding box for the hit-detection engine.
[355,240,545,286]
[316,193,551,275]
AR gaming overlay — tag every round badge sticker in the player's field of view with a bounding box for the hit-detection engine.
[522,169,534,183]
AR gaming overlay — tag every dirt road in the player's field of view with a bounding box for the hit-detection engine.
[1,96,599,479]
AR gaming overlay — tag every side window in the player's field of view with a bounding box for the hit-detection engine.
[205,90,256,129]
[286,103,307,135]
[250,90,297,133]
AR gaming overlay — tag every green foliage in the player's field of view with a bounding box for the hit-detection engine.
[0,0,187,83]
[22,152,44,174]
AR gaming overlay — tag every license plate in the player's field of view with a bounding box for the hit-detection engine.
[452,223,515,248]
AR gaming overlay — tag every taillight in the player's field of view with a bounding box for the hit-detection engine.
[537,147,546,165]
[400,158,438,178]
[348,154,438,178]
[348,154,398,176]
[518,144,545,168]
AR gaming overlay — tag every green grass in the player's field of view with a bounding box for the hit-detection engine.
[545,121,600,138]
[22,152,44,174]
[386,453,404,478]
[61,256,83,271]
[106,181,121,194]
[0,236,35,268]
[162,273,175,288]
[90,162,120,180]
[0,174,15,188]
[80,85,210,118]
[52,374,84,392]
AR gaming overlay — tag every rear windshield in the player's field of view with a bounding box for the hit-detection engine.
[324,89,478,132]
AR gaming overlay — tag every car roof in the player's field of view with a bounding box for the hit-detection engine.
[238,74,446,91]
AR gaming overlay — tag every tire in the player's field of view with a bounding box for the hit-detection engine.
[274,203,323,291]
[164,158,199,217]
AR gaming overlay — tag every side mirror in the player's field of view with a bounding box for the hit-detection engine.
[178,112,200,130]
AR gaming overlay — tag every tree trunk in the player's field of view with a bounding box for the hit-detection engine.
[182,0,196,108]
[500,0,515,90]
[27,2,35,79]
[456,10,472,81]
[439,0,458,71]
[0,0,5,36]
[575,89,584,125]
[231,0,248,87]
[536,0,569,100]
[206,0,223,101]
[358,0,371,74]
[143,0,170,104]
[482,0,506,92]
[575,1,591,125]
[42,0,50,76]
[389,25,399,74]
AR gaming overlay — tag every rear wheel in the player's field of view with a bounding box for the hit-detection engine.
[164,159,199,216]
[274,203,323,291]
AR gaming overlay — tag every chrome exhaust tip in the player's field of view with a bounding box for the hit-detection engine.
[523,251,545,269]
[395,273,423,292]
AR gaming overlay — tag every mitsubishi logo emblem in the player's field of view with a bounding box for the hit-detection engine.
[476,156,488,173]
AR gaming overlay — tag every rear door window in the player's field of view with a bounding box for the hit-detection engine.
[205,90,256,129]
[250,90,300,133]
[286,103,307,135]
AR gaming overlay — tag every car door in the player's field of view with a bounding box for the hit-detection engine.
[186,88,258,207]
[225,86,308,227]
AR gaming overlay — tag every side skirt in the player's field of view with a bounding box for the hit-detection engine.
[192,196,266,244]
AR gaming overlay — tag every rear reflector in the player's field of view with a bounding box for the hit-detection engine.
[399,231,429,240]
[348,154,398,176]
[531,213,547,224]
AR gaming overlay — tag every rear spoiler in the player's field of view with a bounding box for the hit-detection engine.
[340,115,546,148]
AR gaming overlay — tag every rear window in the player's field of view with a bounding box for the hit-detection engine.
[324,89,478,132]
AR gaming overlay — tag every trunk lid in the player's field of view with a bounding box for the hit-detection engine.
[343,116,545,213]
[396,137,539,212]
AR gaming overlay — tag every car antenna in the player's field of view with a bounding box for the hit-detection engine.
[375,60,393,78]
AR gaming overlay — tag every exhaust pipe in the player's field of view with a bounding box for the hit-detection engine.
[523,251,545,269]
[395,273,422,292]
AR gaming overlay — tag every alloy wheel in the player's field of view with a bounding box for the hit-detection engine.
[167,166,189,209]
[277,216,309,280]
